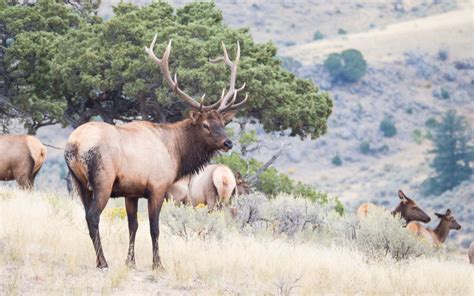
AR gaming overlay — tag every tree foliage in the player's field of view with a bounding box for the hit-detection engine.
[1,1,332,139]
[423,110,473,195]
[324,49,367,83]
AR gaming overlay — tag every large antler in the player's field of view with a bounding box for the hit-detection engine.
[210,41,248,112]
[145,34,248,112]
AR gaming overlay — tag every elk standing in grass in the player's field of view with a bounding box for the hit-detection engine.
[406,209,461,246]
[64,35,248,269]
[357,190,431,224]
[0,135,47,189]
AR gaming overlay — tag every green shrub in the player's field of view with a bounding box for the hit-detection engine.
[313,30,324,40]
[331,154,342,166]
[412,129,424,144]
[359,141,371,154]
[379,118,397,137]
[216,152,336,207]
[337,28,347,35]
[355,208,432,261]
[440,88,450,99]
[324,49,367,83]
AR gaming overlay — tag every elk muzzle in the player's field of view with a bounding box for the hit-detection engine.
[222,139,233,151]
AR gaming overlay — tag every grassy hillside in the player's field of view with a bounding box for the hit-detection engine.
[1,187,472,294]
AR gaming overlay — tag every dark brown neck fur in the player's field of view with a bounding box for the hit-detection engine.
[155,119,216,181]
[433,220,450,243]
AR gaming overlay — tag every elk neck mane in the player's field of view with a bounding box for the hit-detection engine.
[154,119,217,180]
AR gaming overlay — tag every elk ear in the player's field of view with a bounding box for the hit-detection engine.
[398,190,408,203]
[435,213,444,219]
[222,111,237,125]
[445,209,451,216]
[189,110,201,124]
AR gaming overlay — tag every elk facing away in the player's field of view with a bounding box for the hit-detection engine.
[0,135,47,189]
[406,209,461,246]
[64,35,248,269]
[357,190,431,224]
[167,164,249,209]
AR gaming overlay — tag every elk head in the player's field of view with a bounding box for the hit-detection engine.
[435,209,461,230]
[391,190,431,223]
[235,171,250,195]
[145,35,248,152]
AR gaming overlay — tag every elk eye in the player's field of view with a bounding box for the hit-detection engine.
[203,123,210,131]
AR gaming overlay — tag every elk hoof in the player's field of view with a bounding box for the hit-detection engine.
[97,261,109,269]
[125,259,136,269]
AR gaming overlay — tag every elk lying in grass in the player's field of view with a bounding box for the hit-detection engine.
[469,242,474,264]
[167,165,249,209]
[188,164,237,209]
[406,209,461,246]
[0,135,47,189]
[64,35,248,269]
[357,190,431,224]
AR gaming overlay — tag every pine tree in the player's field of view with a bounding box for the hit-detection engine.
[423,110,473,195]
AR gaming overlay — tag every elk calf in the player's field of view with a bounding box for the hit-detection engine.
[357,190,431,224]
[0,135,47,189]
[406,209,461,246]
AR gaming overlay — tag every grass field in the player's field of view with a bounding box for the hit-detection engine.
[0,186,472,295]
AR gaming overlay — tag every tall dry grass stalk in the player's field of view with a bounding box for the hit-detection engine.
[0,186,472,295]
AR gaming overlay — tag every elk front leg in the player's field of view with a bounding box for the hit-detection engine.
[148,191,165,270]
[125,198,138,268]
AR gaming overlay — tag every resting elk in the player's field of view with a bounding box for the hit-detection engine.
[0,135,47,189]
[167,165,249,209]
[357,190,431,224]
[406,209,461,246]
[64,35,248,269]
[188,164,237,209]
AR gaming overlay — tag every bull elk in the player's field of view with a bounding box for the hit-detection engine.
[406,209,461,246]
[64,35,248,269]
[357,190,431,224]
[0,135,47,189]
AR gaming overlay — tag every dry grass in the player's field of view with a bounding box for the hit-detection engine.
[0,186,472,295]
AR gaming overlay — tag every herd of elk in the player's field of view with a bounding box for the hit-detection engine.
[167,164,248,210]
[64,35,248,269]
[0,38,470,269]
[0,135,47,189]
[357,190,431,224]
[406,209,461,246]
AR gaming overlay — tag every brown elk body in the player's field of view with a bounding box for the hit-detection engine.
[357,190,431,224]
[406,209,461,246]
[188,164,237,209]
[168,165,249,209]
[469,242,474,264]
[64,36,247,269]
[0,135,47,189]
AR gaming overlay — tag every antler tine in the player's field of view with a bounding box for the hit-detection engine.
[145,35,202,110]
[219,83,247,112]
[224,93,249,112]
